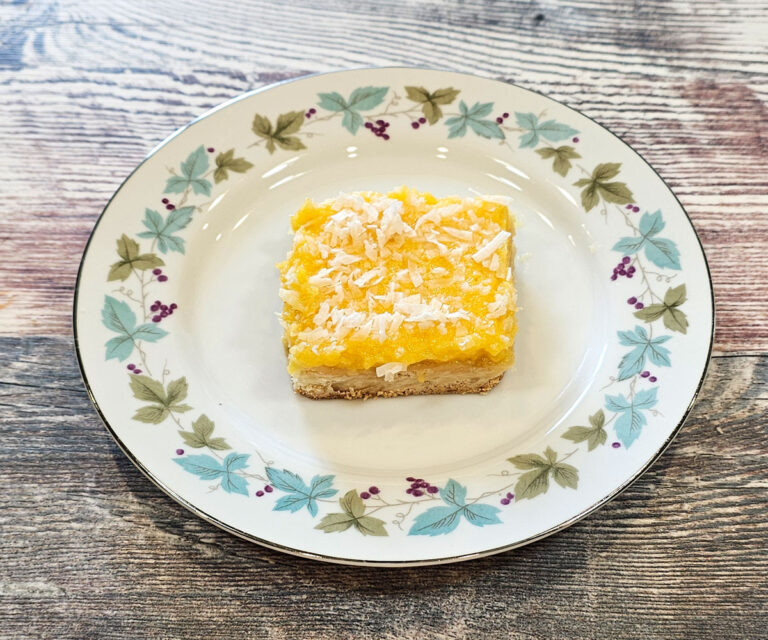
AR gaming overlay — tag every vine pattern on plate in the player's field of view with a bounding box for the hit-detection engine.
[98,83,689,539]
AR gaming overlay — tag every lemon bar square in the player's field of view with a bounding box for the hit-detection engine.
[277,187,517,399]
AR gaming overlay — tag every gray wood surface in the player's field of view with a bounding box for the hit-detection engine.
[1,0,767,638]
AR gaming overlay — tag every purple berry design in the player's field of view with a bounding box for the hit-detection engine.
[622,256,631,264]
[426,485,438,494]
[360,491,371,500]
[626,204,633,210]
[572,136,579,143]
[641,370,650,378]
[611,274,618,281]
[649,376,657,383]
[309,108,316,115]
[496,117,503,124]
[166,204,175,211]
[152,315,161,323]
[418,117,426,124]
[406,476,415,482]
[133,369,142,375]
[627,297,637,305]
[412,489,424,497]
[500,498,510,505]
[369,486,380,495]
[405,488,413,495]
[632,206,640,213]
[162,198,169,204]
[635,302,644,310]
[502,112,510,119]
[506,492,514,500]
[176,448,184,455]
[612,442,621,449]
[411,122,419,129]
[127,363,135,370]
[207,147,214,153]
[158,275,168,282]
[256,490,264,497]
[264,485,273,493]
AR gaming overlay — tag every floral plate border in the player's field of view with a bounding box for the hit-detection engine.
[75,68,714,565]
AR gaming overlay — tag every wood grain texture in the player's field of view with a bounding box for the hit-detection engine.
[1,1,767,637]
[0,0,767,351]
[1,337,766,639]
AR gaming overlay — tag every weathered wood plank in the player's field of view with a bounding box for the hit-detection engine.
[2,1,767,637]
[0,0,767,351]
[1,337,766,639]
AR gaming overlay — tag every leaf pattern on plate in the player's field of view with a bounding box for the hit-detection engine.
[96,78,693,540]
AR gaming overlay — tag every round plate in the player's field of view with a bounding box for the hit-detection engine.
[75,68,713,566]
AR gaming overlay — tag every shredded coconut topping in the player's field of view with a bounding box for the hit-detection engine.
[278,188,516,372]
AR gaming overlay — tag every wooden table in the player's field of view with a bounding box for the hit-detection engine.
[2,1,766,637]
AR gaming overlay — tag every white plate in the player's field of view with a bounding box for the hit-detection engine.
[75,68,713,566]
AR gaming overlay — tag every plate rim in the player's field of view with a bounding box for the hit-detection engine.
[73,66,715,567]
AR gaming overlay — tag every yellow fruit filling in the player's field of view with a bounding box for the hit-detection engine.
[277,187,517,376]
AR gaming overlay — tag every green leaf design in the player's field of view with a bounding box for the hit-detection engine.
[574,163,634,212]
[107,234,164,281]
[515,467,551,499]
[634,284,689,334]
[133,405,168,424]
[213,149,254,183]
[178,414,231,450]
[315,490,388,537]
[404,86,460,124]
[251,111,306,154]
[535,145,581,177]
[129,375,166,403]
[509,447,579,500]
[562,410,607,451]
[507,453,548,469]
[130,375,192,424]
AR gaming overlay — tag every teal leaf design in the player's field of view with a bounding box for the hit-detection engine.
[347,86,389,111]
[617,325,672,380]
[174,452,250,496]
[445,101,503,140]
[164,146,212,195]
[266,468,337,517]
[515,112,578,148]
[316,91,346,112]
[342,110,363,135]
[613,210,681,270]
[408,479,501,536]
[137,206,194,254]
[101,295,167,361]
[605,388,658,448]
[317,86,388,134]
